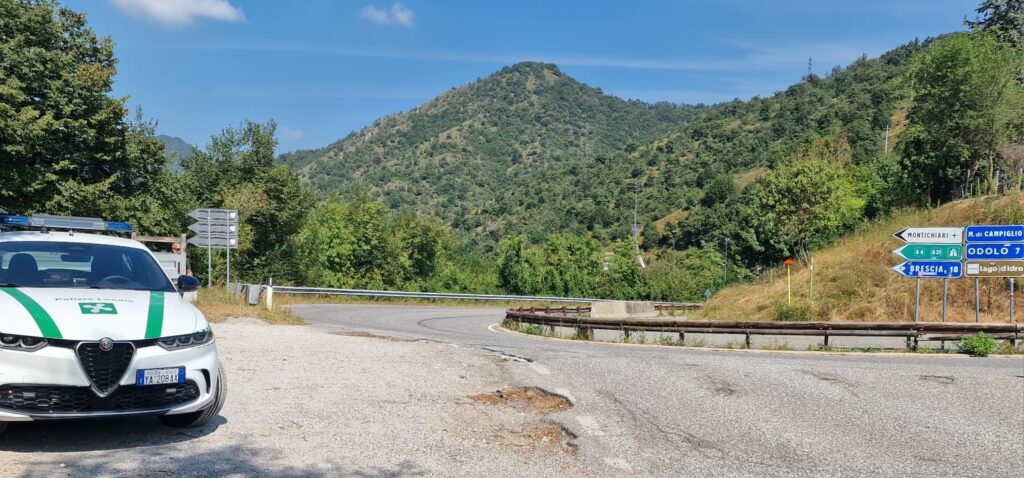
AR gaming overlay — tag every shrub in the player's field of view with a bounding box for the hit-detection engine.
[523,325,544,336]
[775,303,813,322]
[957,333,999,357]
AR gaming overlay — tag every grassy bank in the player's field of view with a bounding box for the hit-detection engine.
[194,288,304,325]
[700,194,1024,323]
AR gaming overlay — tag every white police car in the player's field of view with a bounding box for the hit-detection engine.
[0,215,225,435]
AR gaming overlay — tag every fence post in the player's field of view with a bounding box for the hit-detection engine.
[265,277,274,311]
[744,331,751,349]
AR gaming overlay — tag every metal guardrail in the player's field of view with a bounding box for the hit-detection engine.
[268,286,702,307]
[504,309,1024,350]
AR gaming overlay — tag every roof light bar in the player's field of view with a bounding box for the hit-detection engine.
[0,214,133,233]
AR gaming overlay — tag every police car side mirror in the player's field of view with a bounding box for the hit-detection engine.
[177,275,201,293]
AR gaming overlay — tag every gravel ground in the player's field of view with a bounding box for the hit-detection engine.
[294,304,1024,478]
[0,318,619,477]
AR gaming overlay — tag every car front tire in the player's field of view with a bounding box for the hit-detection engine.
[159,365,227,428]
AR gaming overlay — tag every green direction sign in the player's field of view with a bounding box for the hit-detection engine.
[892,244,963,261]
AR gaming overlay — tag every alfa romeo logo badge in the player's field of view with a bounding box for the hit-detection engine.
[99,337,114,351]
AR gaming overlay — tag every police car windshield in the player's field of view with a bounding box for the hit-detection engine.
[0,242,176,292]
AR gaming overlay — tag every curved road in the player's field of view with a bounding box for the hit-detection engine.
[291,304,1024,477]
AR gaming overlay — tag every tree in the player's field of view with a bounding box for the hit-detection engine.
[596,240,650,300]
[541,233,601,297]
[752,136,866,262]
[967,0,1024,48]
[497,235,545,295]
[181,121,314,284]
[998,143,1024,191]
[0,0,169,219]
[648,245,725,302]
[899,33,1024,202]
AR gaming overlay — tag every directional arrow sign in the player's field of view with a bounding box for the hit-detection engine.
[188,222,238,235]
[893,227,963,244]
[965,243,1024,261]
[188,235,238,249]
[892,244,962,261]
[189,208,238,222]
[964,225,1024,243]
[965,260,1024,277]
[892,261,963,279]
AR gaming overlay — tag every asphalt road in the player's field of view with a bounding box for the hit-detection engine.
[292,304,1024,478]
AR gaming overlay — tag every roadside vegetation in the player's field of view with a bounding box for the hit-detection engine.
[193,288,303,325]
[700,195,1024,323]
[2,0,1021,312]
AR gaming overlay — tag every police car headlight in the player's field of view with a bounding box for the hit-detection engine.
[157,328,214,350]
[0,332,48,352]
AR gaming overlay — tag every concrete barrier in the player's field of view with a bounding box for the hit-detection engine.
[590,301,659,319]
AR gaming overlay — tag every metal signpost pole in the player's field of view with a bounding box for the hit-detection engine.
[207,210,212,288]
[942,279,948,322]
[225,209,231,290]
[975,278,981,323]
[914,277,921,323]
[1011,278,1016,324]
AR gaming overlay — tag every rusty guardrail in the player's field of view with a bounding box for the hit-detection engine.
[505,308,1023,350]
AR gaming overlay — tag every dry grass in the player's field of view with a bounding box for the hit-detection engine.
[194,287,304,325]
[700,194,1024,323]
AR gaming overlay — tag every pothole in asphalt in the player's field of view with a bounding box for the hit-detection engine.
[331,331,420,343]
[470,387,573,414]
[517,421,578,455]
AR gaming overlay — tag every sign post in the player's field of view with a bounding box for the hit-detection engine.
[892,227,966,324]
[783,258,795,305]
[188,208,239,287]
[975,278,981,323]
[964,225,1024,323]
[1011,278,1016,324]
[915,278,922,323]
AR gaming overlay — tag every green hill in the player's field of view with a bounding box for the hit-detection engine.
[281,62,697,241]
[288,44,924,244]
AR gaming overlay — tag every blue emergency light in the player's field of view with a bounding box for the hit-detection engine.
[0,214,133,233]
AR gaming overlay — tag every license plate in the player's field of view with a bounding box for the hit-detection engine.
[136,367,185,386]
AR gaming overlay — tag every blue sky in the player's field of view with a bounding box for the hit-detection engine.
[63,0,977,152]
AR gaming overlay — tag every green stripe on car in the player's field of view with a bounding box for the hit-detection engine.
[145,291,165,339]
[0,288,63,339]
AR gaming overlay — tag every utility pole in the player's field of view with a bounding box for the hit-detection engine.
[723,239,730,286]
[884,125,890,155]
[631,188,646,268]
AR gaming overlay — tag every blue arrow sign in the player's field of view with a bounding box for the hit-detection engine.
[892,261,963,279]
[965,225,1024,243]
[965,243,1024,261]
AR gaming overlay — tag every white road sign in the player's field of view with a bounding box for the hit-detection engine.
[893,227,963,244]
[188,235,238,249]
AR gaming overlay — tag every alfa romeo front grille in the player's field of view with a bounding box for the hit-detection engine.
[76,342,135,395]
[0,383,200,414]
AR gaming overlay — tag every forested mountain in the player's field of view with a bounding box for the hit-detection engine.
[156,135,195,173]
[286,46,921,244]
[280,62,697,242]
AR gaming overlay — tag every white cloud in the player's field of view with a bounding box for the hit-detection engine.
[278,125,305,141]
[111,0,244,27]
[361,3,415,27]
